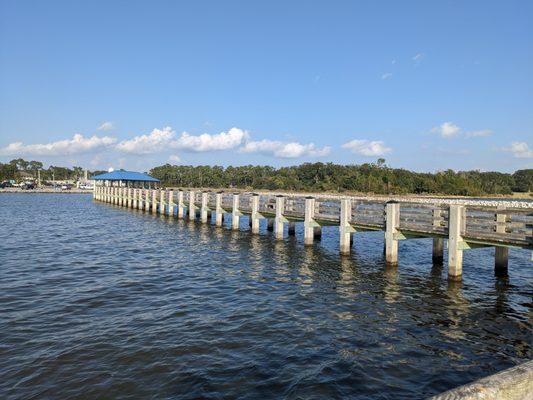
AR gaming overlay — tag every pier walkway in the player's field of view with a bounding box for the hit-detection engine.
[93,187,532,281]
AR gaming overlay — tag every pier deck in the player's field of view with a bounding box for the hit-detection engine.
[93,186,532,280]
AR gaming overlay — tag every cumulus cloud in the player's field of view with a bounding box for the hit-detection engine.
[432,122,461,138]
[0,134,116,156]
[115,127,249,154]
[342,139,392,156]
[168,154,181,163]
[381,72,393,80]
[465,129,492,138]
[502,142,533,158]
[97,121,114,131]
[173,127,249,152]
[240,140,331,158]
[115,127,175,154]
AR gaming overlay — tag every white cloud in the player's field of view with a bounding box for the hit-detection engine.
[412,53,424,63]
[240,140,331,158]
[502,142,533,158]
[116,127,175,154]
[0,134,116,156]
[341,139,392,157]
[432,122,461,138]
[391,59,396,65]
[97,121,114,131]
[465,129,492,138]
[381,72,393,80]
[168,154,181,163]
[172,127,249,152]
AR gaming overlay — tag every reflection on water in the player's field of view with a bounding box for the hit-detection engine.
[0,194,531,399]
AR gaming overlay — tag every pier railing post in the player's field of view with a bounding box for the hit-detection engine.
[251,194,261,233]
[159,189,165,214]
[177,190,184,218]
[201,192,209,223]
[432,208,444,263]
[275,195,285,240]
[385,201,400,265]
[167,190,174,216]
[151,189,157,214]
[448,205,465,280]
[189,190,196,220]
[144,188,150,211]
[495,206,509,277]
[340,198,354,255]
[215,192,224,226]
[304,197,317,245]
[232,193,240,230]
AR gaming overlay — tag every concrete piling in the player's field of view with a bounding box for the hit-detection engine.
[215,192,224,226]
[251,194,261,234]
[232,194,240,230]
[448,205,465,280]
[275,196,285,240]
[385,202,400,265]
[340,198,354,255]
[201,192,209,223]
[189,190,196,220]
[304,197,316,245]
[177,190,184,218]
[167,190,174,216]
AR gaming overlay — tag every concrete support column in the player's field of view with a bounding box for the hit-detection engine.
[132,189,138,209]
[167,190,174,216]
[495,206,509,277]
[385,202,400,265]
[144,189,150,211]
[215,192,224,226]
[275,196,285,240]
[304,197,316,245]
[188,190,196,220]
[201,192,209,223]
[340,198,354,255]
[232,194,240,230]
[251,194,261,234]
[177,190,184,218]
[160,189,166,214]
[432,208,444,263]
[448,205,465,280]
[152,189,158,214]
[119,188,123,206]
[288,222,296,235]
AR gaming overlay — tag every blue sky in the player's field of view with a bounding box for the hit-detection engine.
[0,0,532,172]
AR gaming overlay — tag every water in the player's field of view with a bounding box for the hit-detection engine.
[0,194,531,399]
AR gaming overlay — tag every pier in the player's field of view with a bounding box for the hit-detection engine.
[92,181,532,281]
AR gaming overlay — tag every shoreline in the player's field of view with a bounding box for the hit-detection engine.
[0,188,93,194]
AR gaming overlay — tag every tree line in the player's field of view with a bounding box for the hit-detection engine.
[2,157,531,195]
[0,158,105,182]
[150,159,533,196]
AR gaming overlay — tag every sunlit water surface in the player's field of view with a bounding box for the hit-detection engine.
[0,194,531,399]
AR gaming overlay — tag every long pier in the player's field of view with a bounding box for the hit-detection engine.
[93,186,532,280]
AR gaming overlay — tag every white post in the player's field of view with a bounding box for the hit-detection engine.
[133,189,138,209]
[152,189,158,214]
[177,190,184,218]
[215,192,224,226]
[189,190,196,220]
[304,197,316,245]
[144,188,151,211]
[251,194,261,234]
[201,192,209,223]
[167,190,174,216]
[275,196,285,240]
[448,205,464,280]
[385,202,400,265]
[495,206,509,276]
[340,198,354,255]
[160,189,165,214]
[232,193,240,230]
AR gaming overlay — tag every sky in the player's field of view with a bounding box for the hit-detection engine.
[0,0,532,172]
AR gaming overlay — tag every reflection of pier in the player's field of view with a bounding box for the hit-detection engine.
[92,181,532,281]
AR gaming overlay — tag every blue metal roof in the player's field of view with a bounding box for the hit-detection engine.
[92,170,160,182]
